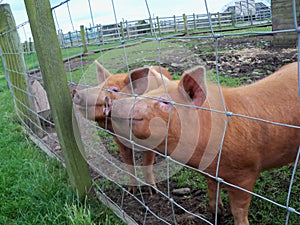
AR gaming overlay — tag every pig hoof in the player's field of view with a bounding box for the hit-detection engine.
[127,186,137,195]
[213,204,224,216]
[148,185,158,195]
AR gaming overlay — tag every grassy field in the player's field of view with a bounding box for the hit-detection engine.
[0,76,124,225]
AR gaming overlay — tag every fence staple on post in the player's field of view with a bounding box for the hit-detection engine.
[24,0,92,200]
[0,3,42,136]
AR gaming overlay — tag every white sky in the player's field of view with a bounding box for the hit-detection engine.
[1,0,236,41]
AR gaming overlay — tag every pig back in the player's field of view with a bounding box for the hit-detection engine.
[221,62,300,172]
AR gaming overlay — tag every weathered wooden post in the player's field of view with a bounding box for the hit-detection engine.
[24,40,28,54]
[193,13,197,30]
[173,15,177,32]
[68,31,73,47]
[75,30,80,45]
[231,10,236,27]
[183,13,188,35]
[125,20,129,39]
[149,17,154,36]
[217,12,222,29]
[156,16,161,36]
[97,24,103,43]
[24,0,92,200]
[80,25,88,53]
[119,21,125,40]
[272,0,300,47]
[85,27,90,43]
[0,3,41,134]
[29,37,33,52]
[250,10,253,27]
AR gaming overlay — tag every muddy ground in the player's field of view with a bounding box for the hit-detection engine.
[44,35,298,225]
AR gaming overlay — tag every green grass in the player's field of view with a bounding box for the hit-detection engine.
[0,76,124,225]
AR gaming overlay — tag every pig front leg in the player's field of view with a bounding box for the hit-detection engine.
[114,138,157,195]
[207,177,224,217]
[114,138,138,193]
[142,151,157,195]
[227,173,258,225]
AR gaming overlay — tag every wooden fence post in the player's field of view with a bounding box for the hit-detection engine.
[250,10,253,27]
[218,12,222,29]
[124,21,129,39]
[68,31,73,47]
[156,16,161,36]
[173,15,177,32]
[0,3,41,135]
[24,0,92,200]
[120,21,125,40]
[231,10,236,27]
[85,27,90,43]
[80,25,88,53]
[29,37,33,52]
[97,24,103,43]
[24,40,28,53]
[183,13,189,35]
[149,17,154,36]
[193,13,197,30]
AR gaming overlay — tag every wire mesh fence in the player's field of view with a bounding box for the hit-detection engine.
[0,0,299,224]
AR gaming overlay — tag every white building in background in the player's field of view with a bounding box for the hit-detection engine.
[235,0,256,17]
[222,0,271,20]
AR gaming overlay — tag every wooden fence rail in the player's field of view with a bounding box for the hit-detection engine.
[58,9,272,48]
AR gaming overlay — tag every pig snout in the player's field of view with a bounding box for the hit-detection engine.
[72,89,83,105]
[72,87,112,121]
[103,95,113,117]
[72,88,104,108]
[110,98,155,140]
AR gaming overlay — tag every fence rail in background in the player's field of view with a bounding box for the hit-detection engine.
[58,8,272,48]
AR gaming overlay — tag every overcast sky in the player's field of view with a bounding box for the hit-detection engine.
[1,0,270,41]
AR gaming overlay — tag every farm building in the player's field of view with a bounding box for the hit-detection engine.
[222,0,271,18]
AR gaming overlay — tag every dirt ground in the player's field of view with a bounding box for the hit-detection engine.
[43,35,298,225]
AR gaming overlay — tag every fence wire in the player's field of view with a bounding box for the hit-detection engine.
[0,0,299,225]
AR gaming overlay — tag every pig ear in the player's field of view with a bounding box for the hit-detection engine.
[179,66,207,106]
[125,67,150,94]
[95,60,112,84]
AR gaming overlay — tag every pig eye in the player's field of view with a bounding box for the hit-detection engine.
[109,86,119,93]
[156,97,172,112]
[157,96,171,105]
[160,99,169,105]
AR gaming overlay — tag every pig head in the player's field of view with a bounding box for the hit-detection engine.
[72,61,171,129]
